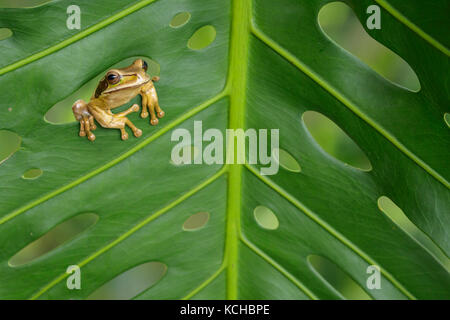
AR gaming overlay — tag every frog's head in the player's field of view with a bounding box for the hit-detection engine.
[95,59,151,98]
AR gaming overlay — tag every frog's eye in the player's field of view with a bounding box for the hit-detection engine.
[142,60,148,72]
[106,72,120,85]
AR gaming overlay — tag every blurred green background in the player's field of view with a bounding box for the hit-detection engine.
[1,1,446,300]
[0,0,52,8]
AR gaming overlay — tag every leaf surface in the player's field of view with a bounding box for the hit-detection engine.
[0,0,449,299]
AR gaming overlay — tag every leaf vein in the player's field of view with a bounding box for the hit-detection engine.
[374,0,450,56]
[250,25,449,189]
[29,166,227,300]
[0,0,159,76]
[0,91,227,226]
[181,265,226,300]
[244,164,416,300]
[240,235,317,300]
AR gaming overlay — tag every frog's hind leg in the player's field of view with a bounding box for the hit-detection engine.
[72,99,97,141]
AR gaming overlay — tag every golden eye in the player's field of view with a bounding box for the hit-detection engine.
[142,60,148,72]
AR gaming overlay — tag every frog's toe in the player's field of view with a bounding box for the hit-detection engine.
[150,118,159,126]
[88,116,97,130]
[121,132,129,140]
[140,111,148,119]
[131,104,140,112]
[157,111,165,118]
[87,133,96,141]
[134,128,142,137]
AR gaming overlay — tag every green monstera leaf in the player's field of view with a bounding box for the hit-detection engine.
[0,0,449,300]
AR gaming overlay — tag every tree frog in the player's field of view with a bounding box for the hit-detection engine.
[72,59,164,141]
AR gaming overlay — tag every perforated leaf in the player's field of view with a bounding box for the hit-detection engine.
[0,0,448,300]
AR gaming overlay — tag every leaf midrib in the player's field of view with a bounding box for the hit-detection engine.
[2,0,446,226]
[3,0,442,300]
[223,0,252,300]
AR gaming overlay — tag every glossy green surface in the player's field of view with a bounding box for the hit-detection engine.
[318,2,421,92]
[0,0,448,300]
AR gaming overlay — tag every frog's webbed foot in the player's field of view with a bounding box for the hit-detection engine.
[140,81,164,126]
[72,99,97,141]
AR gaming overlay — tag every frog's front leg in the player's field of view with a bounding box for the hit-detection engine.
[89,104,142,141]
[72,99,97,141]
[113,104,143,139]
[140,78,164,126]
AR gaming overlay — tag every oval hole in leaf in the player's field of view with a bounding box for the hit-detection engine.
[254,206,279,230]
[170,12,191,28]
[44,57,160,124]
[87,262,167,300]
[0,0,53,8]
[302,111,372,171]
[0,28,12,41]
[273,148,301,173]
[0,130,21,166]
[22,168,43,180]
[8,213,98,267]
[318,2,420,92]
[444,113,450,128]
[183,212,210,231]
[188,25,216,50]
[308,255,371,300]
[378,196,449,268]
